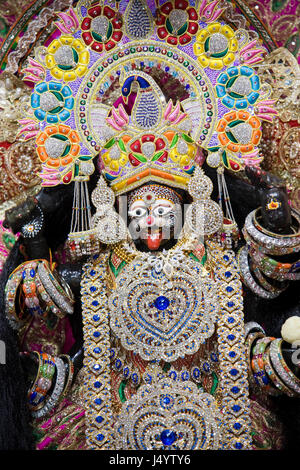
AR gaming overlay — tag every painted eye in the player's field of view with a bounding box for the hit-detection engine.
[153,206,172,217]
[128,207,147,218]
[123,87,128,92]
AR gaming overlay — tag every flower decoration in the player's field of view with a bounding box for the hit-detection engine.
[217,110,262,154]
[194,22,238,70]
[216,66,260,109]
[31,81,74,123]
[169,132,197,166]
[81,4,123,53]
[198,0,225,23]
[156,0,198,46]
[101,137,128,172]
[36,124,80,168]
[45,35,89,82]
[128,134,168,167]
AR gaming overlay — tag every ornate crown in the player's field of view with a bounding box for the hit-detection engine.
[17,0,278,197]
[99,70,200,195]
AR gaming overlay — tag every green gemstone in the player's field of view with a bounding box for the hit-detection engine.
[167,51,173,57]
[204,92,209,98]
[98,66,104,72]
[113,54,118,60]
[149,46,154,51]
[207,111,213,116]
[130,47,136,53]
[80,100,86,105]
[196,75,201,80]
[87,82,92,88]
[80,119,86,124]
[183,60,189,67]
[203,129,208,134]
[87,136,92,141]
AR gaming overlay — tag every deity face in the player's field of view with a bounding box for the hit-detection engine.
[127,184,182,251]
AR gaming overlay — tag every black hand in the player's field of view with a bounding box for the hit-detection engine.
[282,341,300,379]
[245,166,292,234]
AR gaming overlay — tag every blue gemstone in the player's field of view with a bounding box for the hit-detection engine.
[22,270,26,279]
[30,269,35,278]
[131,373,139,383]
[94,381,101,388]
[227,334,235,341]
[233,423,241,430]
[160,429,177,446]
[235,442,243,449]
[231,386,239,394]
[93,364,101,371]
[228,317,234,323]
[90,270,96,276]
[229,351,236,358]
[154,296,170,310]
[227,301,234,308]
[232,405,241,412]
[123,367,130,378]
[203,362,210,372]
[226,286,233,293]
[95,398,102,405]
[93,331,100,338]
[93,347,101,354]
[163,396,171,404]
[93,315,100,322]
[92,300,99,306]
[230,368,238,376]
[96,434,104,441]
[96,416,103,423]
[223,255,229,261]
[93,254,99,260]
[90,286,97,292]
[29,391,37,402]
[262,375,269,385]
[115,359,122,369]
[225,271,232,278]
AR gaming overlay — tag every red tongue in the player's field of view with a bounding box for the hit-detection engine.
[146,231,163,250]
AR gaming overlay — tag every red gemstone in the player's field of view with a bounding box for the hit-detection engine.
[175,0,188,9]
[105,40,115,51]
[82,32,93,45]
[179,33,191,45]
[167,36,178,46]
[129,154,141,167]
[81,18,91,30]
[187,7,198,20]
[161,2,173,15]
[157,26,168,39]
[112,30,123,42]
[104,5,115,18]
[91,42,103,52]
[88,6,101,18]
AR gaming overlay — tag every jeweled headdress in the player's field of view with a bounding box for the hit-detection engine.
[19,0,278,197]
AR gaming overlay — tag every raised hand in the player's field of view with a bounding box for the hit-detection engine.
[245,166,292,234]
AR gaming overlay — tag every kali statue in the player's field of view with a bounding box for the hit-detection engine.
[1,5,300,448]
[1,146,300,450]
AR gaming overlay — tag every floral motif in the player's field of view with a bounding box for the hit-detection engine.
[45,36,89,82]
[156,0,198,46]
[102,137,128,172]
[169,132,198,167]
[31,82,74,124]
[128,134,168,167]
[36,125,80,169]
[81,4,123,53]
[194,22,238,70]
[217,110,262,154]
[216,66,260,109]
